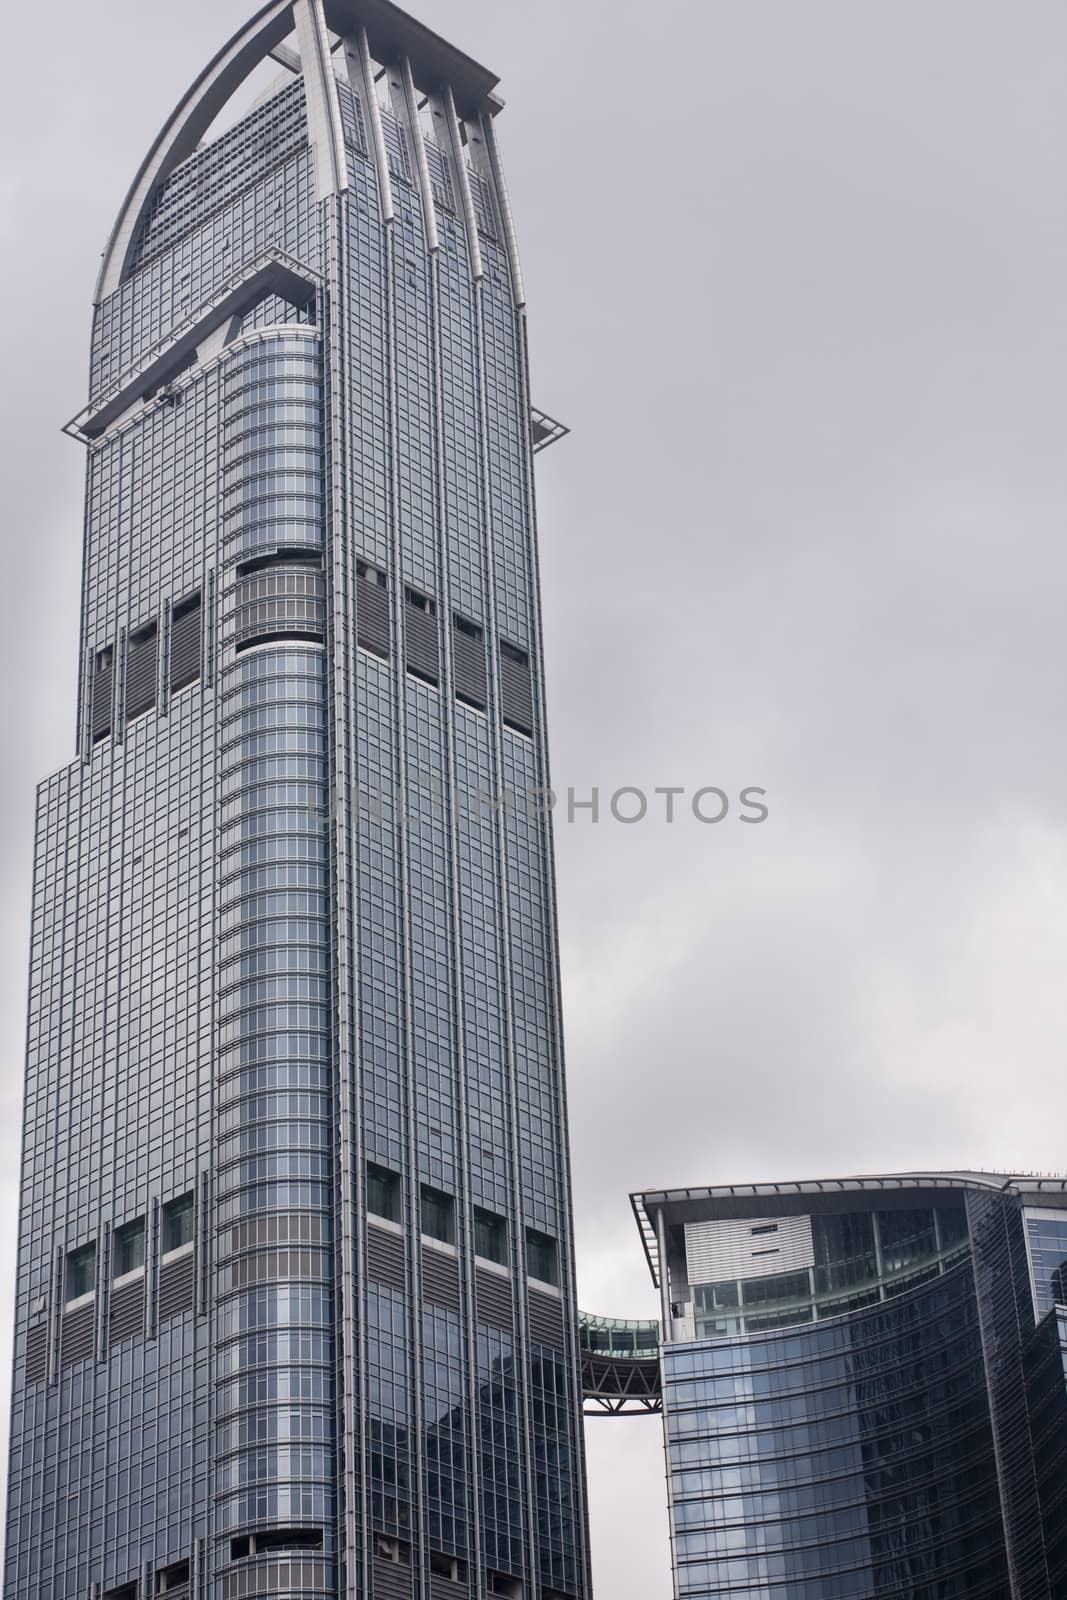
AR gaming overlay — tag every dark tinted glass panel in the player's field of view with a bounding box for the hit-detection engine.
[474,1207,508,1265]
[526,1228,558,1286]
[162,1194,194,1254]
[65,1244,96,1302]
[367,1164,400,1223]
[877,1207,937,1273]
[813,1210,876,1294]
[113,1219,145,1278]
[421,1185,454,1245]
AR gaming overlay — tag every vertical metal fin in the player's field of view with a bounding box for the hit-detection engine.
[293,0,349,201]
[481,113,526,308]
[399,57,440,254]
[443,86,484,281]
[346,27,394,224]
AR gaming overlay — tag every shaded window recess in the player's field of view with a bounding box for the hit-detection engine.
[113,1218,146,1279]
[125,620,159,723]
[487,1572,523,1597]
[431,1552,468,1581]
[368,1164,401,1224]
[103,1586,138,1600]
[231,1529,323,1560]
[525,1228,558,1288]
[155,1560,190,1592]
[375,1535,410,1565]
[750,1223,779,1236]
[162,1193,195,1257]
[236,548,323,579]
[65,1243,96,1304]
[421,1184,455,1246]
[751,1246,780,1257]
[92,644,114,743]
[357,559,390,659]
[404,584,439,685]
[499,638,533,736]
[169,592,202,693]
[453,612,487,710]
[474,1206,508,1266]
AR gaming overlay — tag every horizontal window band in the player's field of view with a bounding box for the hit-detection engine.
[235,632,326,655]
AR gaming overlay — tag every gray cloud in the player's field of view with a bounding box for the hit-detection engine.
[3,0,1067,1591]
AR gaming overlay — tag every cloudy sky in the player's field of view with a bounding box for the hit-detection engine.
[3,0,1067,1591]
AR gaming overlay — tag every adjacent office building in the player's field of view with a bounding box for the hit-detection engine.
[5,4,588,1597]
[633,1171,1067,1600]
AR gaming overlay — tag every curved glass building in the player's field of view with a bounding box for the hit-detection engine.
[5,5,589,1598]
[634,1172,1067,1600]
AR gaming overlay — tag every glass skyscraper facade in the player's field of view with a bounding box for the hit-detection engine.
[633,1171,1067,1600]
[5,5,589,1597]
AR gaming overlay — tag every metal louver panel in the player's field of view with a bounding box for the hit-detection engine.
[430,1578,469,1600]
[367,1223,406,1291]
[373,1560,413,1600]
[109,1277,146,1345]
[125,623,158,722]
[421,1246,461,1312]
[60,1302,95,1368]
[157,1251,195,1322]
[499,640,533,735]
[169,593,202,691]
[356,563,390,659]
[404,591,439,685]
[475,1267,513,1332]
[24,1320,49,1384]
[683,1214,815,1285]
[527,1288,565,1350]
[452,617,486,709]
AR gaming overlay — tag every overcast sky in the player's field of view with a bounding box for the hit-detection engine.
[3,0,1067,1592]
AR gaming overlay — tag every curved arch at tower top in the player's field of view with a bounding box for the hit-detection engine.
[95,0,500,303]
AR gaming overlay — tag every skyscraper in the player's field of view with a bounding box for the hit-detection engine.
[633,1170,1067,1600]
[5,5,588,1597]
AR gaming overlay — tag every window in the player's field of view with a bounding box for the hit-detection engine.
[367,1164,400,1223]
[499,639,528,669]
[65,1243,96,1304]
[103,1586,138,1600]
[113,1219,146,1279]
[357,559,386,588]
[525,1229,558,1287]
[431,1552,467,1581]
[474,1207,508,1266]
[404,584,436,616]
[232,1530,322,1560]
[750,1222,779,1236]
[155,1561,189,1592]
[162,1194,195,1256]
[487,1573,522,1597]
[421,1184,455,1246]
[454,613,482,641]
[375,1535,409,1565]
